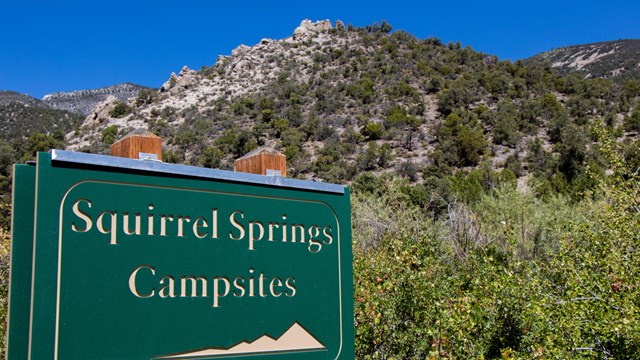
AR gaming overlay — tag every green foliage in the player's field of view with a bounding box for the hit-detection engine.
[347,77,376,104]
[504,154,523,177]
[481,69,510,98]
[0,228,9,357]
[534,123,640,358]
[365,20,392,34]
[0,141,16,194]
[351,172,633,358]
[20,133,61,162]
[540,93,570,143]
[556,124,588,181]
[493,99,520,147]
[397,161,418,181]
[436,75,482,116]
[352,122,640,358]
[109,101,133,118]
[357,142,379,171]
[215,128,257,158]
[378,144,393,168]
[135,88,157,107]
[385,81,417,100]
[272,118,289,137]
[624,107,640,131]
[351,172,386,196]
[384,105,408,129]
[101,125,119,145]
[525,137,550,176]
[199,146,224,168]
[352,179,558,359]
[622,138,640,173]
[261,109,273,123]
[436,113,487,167]
[356,142,394,172]
[162,149,184,164]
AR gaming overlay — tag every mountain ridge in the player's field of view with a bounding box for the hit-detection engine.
[42,82,151,116]
[0,91,84,142]
[528,39,640,80]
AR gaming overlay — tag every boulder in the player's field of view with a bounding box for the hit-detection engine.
[160,72,178,92]
[293,19,332,40]
[84,95,119,126]
[232,44,250,57]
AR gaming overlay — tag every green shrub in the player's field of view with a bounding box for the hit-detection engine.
[101,125,119,145]
[347,77,375,104]
[199,146,223,168]
[397,161,418,181]
[109,102,132,118]
[624,107,640,131]
[135,88,157,107]
[437,113,487,167]
[361,122,384,140]
[533,124,640,358]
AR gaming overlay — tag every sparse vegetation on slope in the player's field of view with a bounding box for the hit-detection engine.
[66,21,639,204]
[0,92,83,142]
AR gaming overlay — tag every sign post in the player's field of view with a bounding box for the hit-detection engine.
[8,150,353,360]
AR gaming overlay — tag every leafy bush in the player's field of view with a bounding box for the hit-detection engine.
[347,77,376,104]
[199,146,223,168]
[135,88,157,107]
[624,107,640,131]
[0,226,9,356]
[437,113,487,167]
[533,124,640,357]
[361,122,384,140]
[101,125,118,145]
[109,102,133,118]
[19,133,62,162]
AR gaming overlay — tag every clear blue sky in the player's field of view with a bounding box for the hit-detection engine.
[1,0,638,99]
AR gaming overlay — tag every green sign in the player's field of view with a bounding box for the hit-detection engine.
[7,163,36,360]
[9,150,353,360]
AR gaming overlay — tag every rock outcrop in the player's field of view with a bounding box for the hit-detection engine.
[160,66,198,94]
[293,19,333,40]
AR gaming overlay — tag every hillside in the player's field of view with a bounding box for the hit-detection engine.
[0,91,83,142]
[66,20,639,197]
[42,82,150,116]
[0,91,44,107]
[529,39,640,80]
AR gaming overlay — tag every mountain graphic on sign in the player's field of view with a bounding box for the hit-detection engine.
[155,322,326,359]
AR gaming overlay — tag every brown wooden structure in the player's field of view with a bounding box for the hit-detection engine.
[110,131,162,161]
[234,147,287,177]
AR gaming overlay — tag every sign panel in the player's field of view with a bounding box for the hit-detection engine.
[10,150,353,360]
[6,163,36,360]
